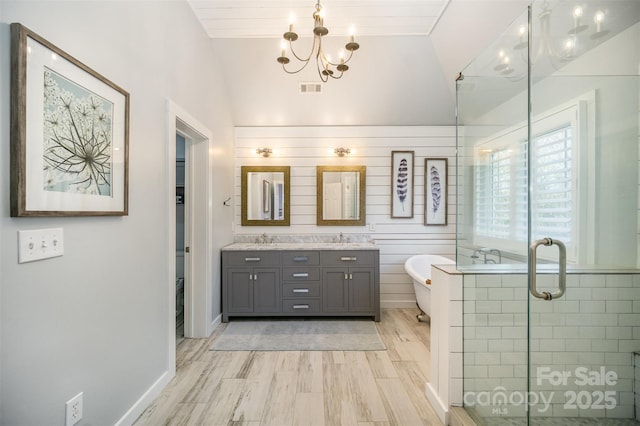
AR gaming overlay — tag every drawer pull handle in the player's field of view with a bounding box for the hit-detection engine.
[293,304,309,309]
[293,256,309,262]
[340,256,357,261]
[245,257,261,262]
[292,273,309,278]
[292,288,310,293]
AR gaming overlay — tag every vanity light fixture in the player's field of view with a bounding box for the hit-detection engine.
[334,147,351,157]
[256,147,273,158]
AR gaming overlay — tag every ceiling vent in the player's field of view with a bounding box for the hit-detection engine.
[299,82,322,94]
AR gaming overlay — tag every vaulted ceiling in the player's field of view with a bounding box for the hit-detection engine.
[187,0,531,126]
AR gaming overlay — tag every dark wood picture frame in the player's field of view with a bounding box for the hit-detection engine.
[10,23,130,216]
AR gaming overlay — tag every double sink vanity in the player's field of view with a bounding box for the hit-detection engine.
[227,164,379,321]
[221,241,380,322]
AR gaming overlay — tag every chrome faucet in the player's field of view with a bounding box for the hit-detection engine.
[255,233,269,244]
[471,247,502,264]
[338,232,344,243]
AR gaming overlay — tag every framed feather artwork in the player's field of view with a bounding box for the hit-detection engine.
[425,158,448,225]
[391,151,414,218]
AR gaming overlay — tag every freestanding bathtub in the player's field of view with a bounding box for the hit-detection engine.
[404,255,455,321]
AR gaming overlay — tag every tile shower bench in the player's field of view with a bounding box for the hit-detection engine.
[221,243,380,322]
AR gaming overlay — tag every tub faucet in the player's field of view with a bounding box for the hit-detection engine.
[472,247,501,264]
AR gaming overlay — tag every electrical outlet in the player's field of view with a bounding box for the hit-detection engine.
[65,392,83,426]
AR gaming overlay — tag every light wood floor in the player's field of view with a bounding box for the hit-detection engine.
[134,308,443,426]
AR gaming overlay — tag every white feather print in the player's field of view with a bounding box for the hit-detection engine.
[430,165,441,217]
[396,158,408,211]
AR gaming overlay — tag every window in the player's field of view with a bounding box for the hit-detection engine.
[473,99,588,262]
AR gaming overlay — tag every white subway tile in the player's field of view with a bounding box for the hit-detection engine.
[476,327,501,339]
[476,275,501,288]
[551,352,578,365]
[465,339,488,352]
[464,313,488,326]
[591,339,619,352]
[606,274,634,288]
[580,275,604,288]
[606,300,633,313]
[476,300,502,313]
[501,352,526,365]
[488,365,514,378]
[475,352,502,365]
[501,300,526,313]
[488,339,514,352]
[488,287,514,300]
[538,339,566,351]
[563,339,591,352]
[553,300,580,313]
[552,326,580,338]
[501,274,527,288]
[578,352,605,365]
[578,326,606,339]
[592,287,618,300]
[566,288,592,300]
[605,352,632,366]
[580,300,606,313]
[487,313,514,326]
[619,313,640,326]
[501,326,527,339]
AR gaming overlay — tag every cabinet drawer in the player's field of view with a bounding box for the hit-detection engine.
[282,267,320,281]
[282,282,320,298]
[224,251,280,266]
[321,250,376,266]
[282,251,320,266]
[282,299,320,313]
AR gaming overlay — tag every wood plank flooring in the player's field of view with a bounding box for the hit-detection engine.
[134,308,443,426]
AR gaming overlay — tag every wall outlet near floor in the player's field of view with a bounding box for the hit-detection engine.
[65,392,83,426]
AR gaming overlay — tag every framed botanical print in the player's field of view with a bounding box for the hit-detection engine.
[10,23,129,216]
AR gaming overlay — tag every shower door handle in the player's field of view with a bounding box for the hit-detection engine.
[528,237,566,300]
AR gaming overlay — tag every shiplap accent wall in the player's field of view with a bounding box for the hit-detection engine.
[234,126,456,308]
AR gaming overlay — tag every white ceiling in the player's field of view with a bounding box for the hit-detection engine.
[187,0,531,127]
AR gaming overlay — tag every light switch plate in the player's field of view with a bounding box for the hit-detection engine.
[18,228,64,263]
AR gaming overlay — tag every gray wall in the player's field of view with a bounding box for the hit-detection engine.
[0,1,234,424]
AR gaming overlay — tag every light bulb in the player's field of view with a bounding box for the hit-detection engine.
[594,10,605,23]
[573,6,583,18]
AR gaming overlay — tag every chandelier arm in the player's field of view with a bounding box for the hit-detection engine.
[288,36,318,63]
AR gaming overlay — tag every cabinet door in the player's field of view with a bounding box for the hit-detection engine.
[253,268,281,313]
[349,268,375,313]
[227,268,254,313]
[322,268,349,313]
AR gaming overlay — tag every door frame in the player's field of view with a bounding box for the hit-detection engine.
[166,100,214,373]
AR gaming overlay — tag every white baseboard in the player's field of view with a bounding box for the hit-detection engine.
[208,313,222,336]
[114,370,173,426]
[426,382,449,425]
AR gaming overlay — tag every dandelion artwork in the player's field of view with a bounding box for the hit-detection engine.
[43,68,114,196]
[425,158,447,225]
[10,23,129,216]
[391,151,414,218]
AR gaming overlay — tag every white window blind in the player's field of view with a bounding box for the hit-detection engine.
[474,119,575,254]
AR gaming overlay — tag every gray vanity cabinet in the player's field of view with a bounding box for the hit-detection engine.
[321,251,377,317]
[222,251,281,322]
[222,247,379,322]
[281,251,321,314]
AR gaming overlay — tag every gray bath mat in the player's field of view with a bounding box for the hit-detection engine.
[210,319,386,351]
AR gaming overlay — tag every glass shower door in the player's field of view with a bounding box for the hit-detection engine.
[527,0,640,423]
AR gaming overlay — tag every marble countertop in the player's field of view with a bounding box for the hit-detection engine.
[222,242,378,251]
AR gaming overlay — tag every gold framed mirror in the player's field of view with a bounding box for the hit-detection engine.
[241,166,290,226]
[316,165,366,226]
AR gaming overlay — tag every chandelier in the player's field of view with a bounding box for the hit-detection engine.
[494,1,609,76]
[276,0,360,82]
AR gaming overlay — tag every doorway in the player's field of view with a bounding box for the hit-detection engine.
[166,100,214,374]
